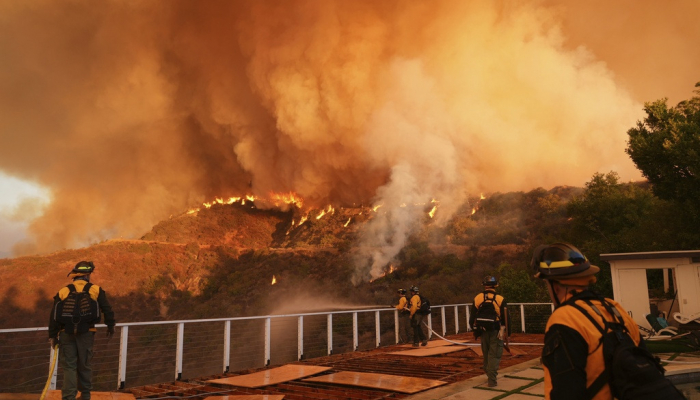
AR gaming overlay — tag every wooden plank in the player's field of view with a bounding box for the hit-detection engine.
[206,365,331,388]
[389,346,466,357]
[302,371,447,394]
[206,396,285,400]
[0,395,38,400]
[40,392,136,400]
[396,340,456,348]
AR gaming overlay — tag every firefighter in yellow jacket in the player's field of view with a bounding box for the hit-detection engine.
[469,276,508,387]
[532,243,677,400]
[394,288,412,344]
[49,261,116,400]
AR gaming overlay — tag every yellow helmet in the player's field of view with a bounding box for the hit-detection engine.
[531,243,599,281]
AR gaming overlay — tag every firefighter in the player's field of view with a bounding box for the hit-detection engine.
[394,288,412,343]
[49,261,116,400]
[469,276,508,387]
[408,286,428,347]
[532,243,684,400]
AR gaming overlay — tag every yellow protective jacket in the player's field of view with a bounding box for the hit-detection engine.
[395,296,409,313]
[469,289,506,330]
[409,294,421,317]
[543,290,641,400]
[49,279,115,338]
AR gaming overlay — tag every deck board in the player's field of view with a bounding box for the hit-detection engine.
[389,346,467,357]
[205,396,285,400]
[302,371,447,394]
[206,365,331,388]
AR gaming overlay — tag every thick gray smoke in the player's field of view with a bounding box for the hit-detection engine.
[0,1,698,282]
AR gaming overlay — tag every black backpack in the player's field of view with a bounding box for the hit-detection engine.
[474,292,501,330]
[570,298,686,400]
[54,283,101,334]
[417,294,431,315]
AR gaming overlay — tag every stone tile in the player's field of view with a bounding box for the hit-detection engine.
[476,377,533,392]
[507,368,544,380]
[521,381,544,395]
[442,387,505,400]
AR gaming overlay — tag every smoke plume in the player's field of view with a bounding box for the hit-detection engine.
[0,1,698,279]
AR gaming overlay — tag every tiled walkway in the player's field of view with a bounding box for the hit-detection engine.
[406,351,700,400]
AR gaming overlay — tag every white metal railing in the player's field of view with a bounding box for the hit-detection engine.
[0,302,553,392]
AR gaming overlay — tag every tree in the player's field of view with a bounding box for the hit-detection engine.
[626,82,700,205]
[566,171,657,251]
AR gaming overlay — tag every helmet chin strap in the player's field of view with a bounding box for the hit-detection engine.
[549,280,563,308]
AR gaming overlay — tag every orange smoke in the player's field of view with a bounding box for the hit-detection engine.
[0,0,698,258]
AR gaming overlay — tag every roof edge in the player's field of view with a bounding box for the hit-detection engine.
[600,250,700,261]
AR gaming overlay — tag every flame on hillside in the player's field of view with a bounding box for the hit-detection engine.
[369,264,397,282]
[428,205,437,218]
[270,192,303,208]
[271,275,277,285]
[186,192,307,216]
[344,218,351,227]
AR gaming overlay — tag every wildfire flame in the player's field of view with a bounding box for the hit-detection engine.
[372,204,383,212]
[316,209,326,219]
[481,193,486,200]
[369,264,397,282]
[471,208,476,215]
[344,218,351,227]
[298,215,308,225]
[271,275,277,285]
[428,205,438,218]
[271,192,303,208]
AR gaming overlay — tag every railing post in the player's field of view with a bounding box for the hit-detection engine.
[223,321,230,373]
[176,323,184,380]
[118,325,128,389]
[454,306,459,334]
[394,309,399,344]
[441,306,446,336]
[466,305,471,331]
[264,317,271,366]
[298,316,304,361]
[375,311,381,348]
[327,314,333,355]
[520,304,526,333]
[427,313,432,339]
[49,343,58,390]
[353,312,358,351]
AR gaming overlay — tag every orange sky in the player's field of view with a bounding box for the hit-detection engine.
[0,0,698,258]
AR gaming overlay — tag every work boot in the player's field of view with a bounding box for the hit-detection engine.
[421,340,428,346]
[412,343,419,347]
[487,381,497,387]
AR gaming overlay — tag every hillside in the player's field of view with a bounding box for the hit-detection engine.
[0,186,583,329]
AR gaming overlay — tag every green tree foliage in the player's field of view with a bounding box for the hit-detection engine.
[496,263,549,303]
[626,82,700,206]
[566,172,657,251]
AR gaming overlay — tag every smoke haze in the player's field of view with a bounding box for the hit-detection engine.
[1,1,698,275]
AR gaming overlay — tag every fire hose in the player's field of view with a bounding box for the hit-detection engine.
[40,344,59,400]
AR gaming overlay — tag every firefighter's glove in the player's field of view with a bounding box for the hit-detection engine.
[498,325,506,341]
[106,325,115,339]
[49,337,60,348]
